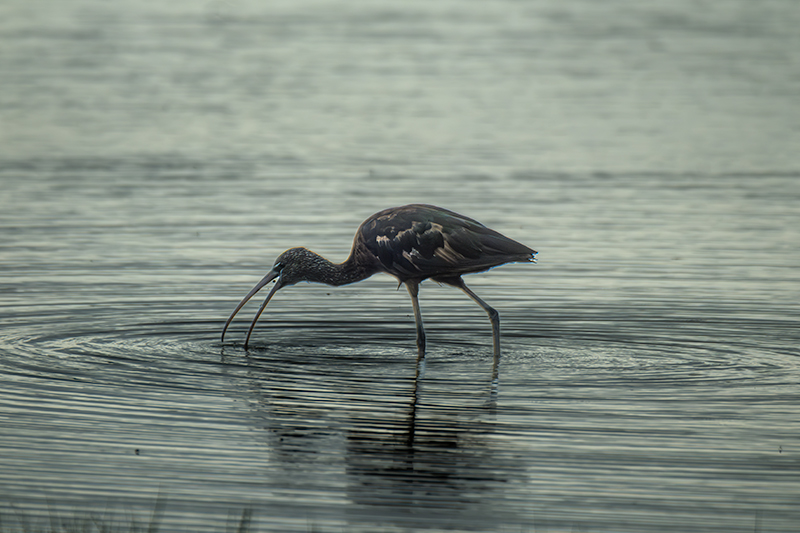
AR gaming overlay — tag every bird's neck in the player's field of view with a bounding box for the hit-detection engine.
[305,250,375,287]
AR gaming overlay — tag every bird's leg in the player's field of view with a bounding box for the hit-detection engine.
[445,277,501,359]
[404,280,426,358]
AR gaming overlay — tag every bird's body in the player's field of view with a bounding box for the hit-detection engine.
[222,204,536,356]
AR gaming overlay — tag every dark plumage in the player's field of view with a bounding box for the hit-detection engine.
[221,204,537,356]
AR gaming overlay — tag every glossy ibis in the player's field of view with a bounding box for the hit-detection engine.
[221,204,537,356]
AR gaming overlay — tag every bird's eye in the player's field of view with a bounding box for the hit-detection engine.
[274,262,284,272]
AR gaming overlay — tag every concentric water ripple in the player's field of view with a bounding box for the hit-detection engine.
[6,298,796,390]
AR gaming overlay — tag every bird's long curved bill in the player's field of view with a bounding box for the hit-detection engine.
[221,270,282,347]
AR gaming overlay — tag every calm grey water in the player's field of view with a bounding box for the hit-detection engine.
[1,1,799,532]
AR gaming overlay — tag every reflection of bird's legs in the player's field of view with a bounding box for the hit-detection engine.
[404,280,426,358]
[439,276,501,359]
[406,357,422,449]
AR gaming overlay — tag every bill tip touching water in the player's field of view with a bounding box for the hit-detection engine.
[221,204,537,356]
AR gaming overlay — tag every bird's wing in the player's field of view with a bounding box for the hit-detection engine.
[358,204,535,280]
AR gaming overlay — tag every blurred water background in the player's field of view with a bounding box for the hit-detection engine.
[1,1,799,531]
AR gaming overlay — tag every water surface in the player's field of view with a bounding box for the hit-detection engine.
[1,1,799,532]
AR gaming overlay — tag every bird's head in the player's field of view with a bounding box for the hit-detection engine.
[220,247,319,348]
[269,247,321,287]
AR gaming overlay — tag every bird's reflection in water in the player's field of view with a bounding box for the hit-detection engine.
[235,347,522,530]
[344,360,507,528]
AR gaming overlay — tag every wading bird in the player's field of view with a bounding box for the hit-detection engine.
[221,204,536,356]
